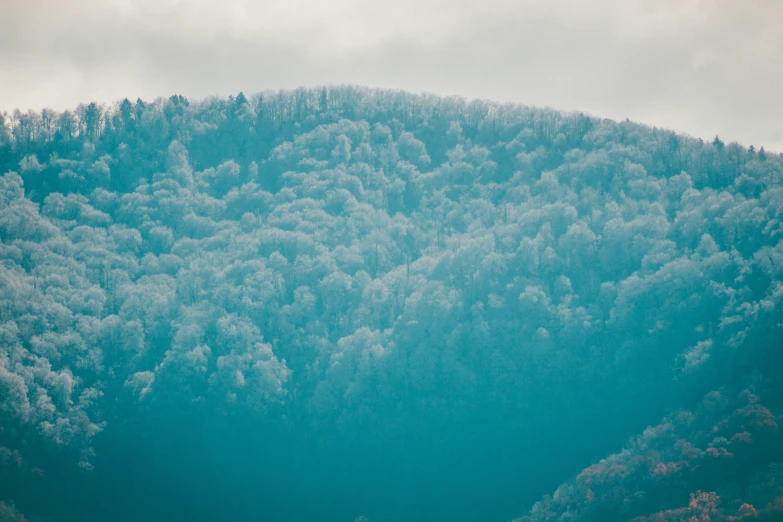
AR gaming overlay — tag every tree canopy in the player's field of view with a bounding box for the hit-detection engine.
[1,86,782,522]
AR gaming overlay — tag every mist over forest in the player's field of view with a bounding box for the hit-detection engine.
[1,86,783,522]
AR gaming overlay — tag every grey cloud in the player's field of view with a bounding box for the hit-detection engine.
[1,0,782,150]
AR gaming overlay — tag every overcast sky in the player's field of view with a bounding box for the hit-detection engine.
[1,0,781,150]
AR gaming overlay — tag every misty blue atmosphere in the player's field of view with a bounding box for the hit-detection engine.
[0,86,782,522]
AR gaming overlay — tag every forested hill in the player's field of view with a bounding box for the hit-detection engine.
[1,86,783,522]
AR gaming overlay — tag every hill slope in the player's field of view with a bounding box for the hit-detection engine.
[1,86,782,522]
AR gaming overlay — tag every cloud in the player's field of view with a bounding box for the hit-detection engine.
[1,0,782,150]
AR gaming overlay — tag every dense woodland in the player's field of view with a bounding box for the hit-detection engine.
[1,86,783,522]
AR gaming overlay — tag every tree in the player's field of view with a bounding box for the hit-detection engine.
[84,102,103,140]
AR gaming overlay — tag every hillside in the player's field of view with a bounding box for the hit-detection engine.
[1,86,782,522]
